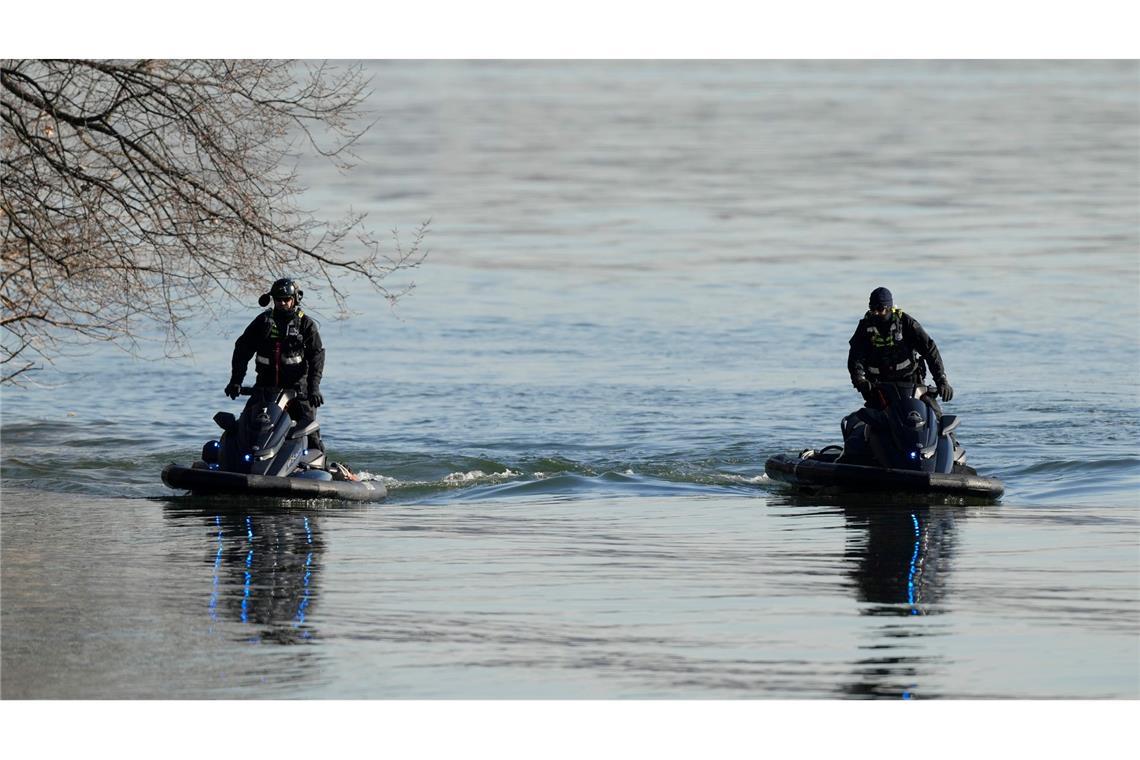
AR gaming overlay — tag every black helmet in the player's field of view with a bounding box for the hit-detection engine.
[271,278,300,300]
[259,278,304,308]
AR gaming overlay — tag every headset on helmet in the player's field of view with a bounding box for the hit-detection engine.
[258,278,304,308]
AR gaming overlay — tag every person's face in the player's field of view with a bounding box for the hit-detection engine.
[870,305,889,317]
[274,296,295,310]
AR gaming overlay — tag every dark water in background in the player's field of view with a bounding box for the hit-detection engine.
[2,61,1138,699]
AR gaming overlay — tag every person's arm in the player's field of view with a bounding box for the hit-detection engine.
[847,320,871,391]
[229,316,261,385]
[905,314,953,400]
[904,315,946,383]
[304,319,326,405]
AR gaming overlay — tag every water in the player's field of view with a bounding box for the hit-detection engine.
[2,61,1139,701]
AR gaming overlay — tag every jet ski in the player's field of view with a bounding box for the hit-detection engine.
[765,383,1004,500]
[162,386,386,502]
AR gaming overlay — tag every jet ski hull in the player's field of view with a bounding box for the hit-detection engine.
[765,453,1004,499]
[162,464,387,502]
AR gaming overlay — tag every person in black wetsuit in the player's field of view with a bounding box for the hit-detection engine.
[226,278,326,452]
[848,286,954,413]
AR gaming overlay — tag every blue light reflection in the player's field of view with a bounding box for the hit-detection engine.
[241,516,254,624]
[209,515,223,624]
[294,516,314,630]
[906,512,921,614]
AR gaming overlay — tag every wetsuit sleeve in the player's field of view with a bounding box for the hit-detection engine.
[230,315,262,385]
[304,318,325,390]
[904,315,948,384]
[847,320,869,386]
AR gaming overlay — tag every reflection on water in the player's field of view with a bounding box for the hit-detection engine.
[840,505,964,699]
[845,507,959,617]
[2,488,1136,699]
[167,506,325,646]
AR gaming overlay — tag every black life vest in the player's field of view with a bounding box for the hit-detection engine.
[863,308,922,381]
[254,310,307,387]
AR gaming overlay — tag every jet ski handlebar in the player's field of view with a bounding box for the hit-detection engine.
[236,386,309,401]
[869,382,942,399]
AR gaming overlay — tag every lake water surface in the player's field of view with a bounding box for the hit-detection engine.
[2,61,1138,702]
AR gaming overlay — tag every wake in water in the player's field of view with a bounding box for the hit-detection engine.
[356,459,769,502]
[0,429,770,501]
[2,419,1137,506]
[4,428,1138,507]
[996,456,1140,503]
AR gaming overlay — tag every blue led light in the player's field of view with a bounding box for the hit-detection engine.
[243,453,252,462]
[908,450,918,460]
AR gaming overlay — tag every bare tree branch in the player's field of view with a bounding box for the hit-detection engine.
[1,59,428,383]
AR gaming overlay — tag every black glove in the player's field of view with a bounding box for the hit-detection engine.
[937,381,954,402]
[225,382,241,399]
[853,375,872,395]
[309,389,324,408]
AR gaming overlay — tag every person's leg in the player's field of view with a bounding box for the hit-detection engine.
[287,398,325,453]
[921,392,943,418]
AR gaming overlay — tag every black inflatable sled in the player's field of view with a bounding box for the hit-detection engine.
[765,383,1003,500]
[162,386,387,502]
[765,450,1004,498]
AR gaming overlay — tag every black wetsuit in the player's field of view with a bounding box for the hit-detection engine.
[847,307,948,413]
[230,308,325,449]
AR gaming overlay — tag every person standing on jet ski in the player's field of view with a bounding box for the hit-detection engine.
[848,286,954,413]
[225,278,326,452]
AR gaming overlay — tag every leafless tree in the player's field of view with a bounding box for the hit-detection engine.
[1,59,428,384]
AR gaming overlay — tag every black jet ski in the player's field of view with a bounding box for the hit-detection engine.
[162,386,386,502]
[765,383,1004,499]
